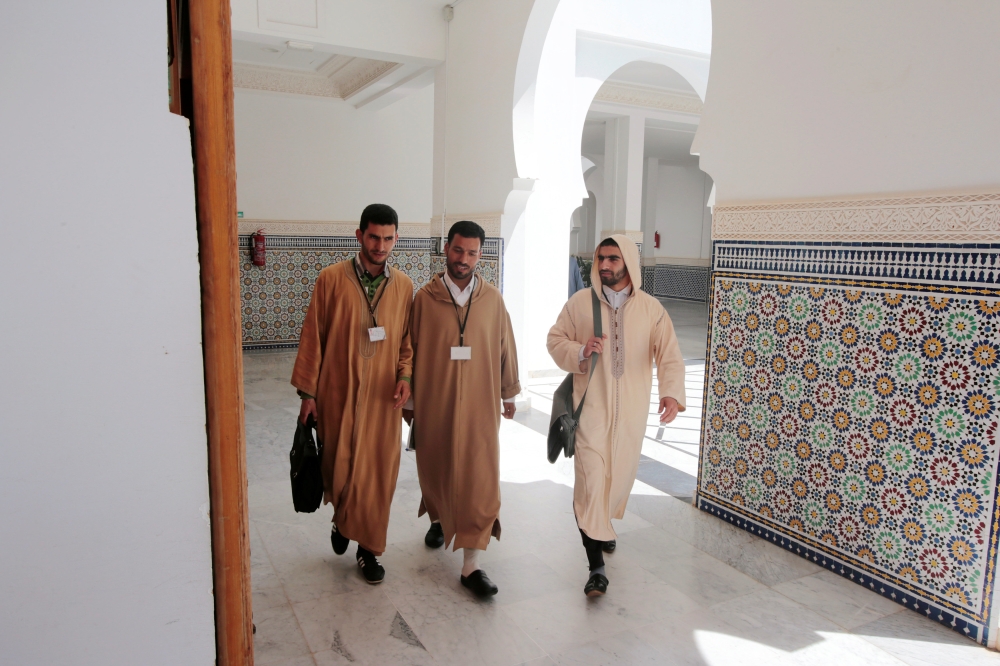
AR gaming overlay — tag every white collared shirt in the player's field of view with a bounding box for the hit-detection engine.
[442,271,477,307]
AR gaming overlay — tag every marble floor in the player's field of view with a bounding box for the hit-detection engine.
[244,296,997,666]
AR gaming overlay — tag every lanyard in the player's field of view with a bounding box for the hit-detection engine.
[444,278,473,346]
[353,260,387,327]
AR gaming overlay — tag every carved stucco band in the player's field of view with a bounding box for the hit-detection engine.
[713,192,1000,242]
[233,59,400,99]
[593,82,703,115]
[428,213,502,238]
[239,219,431,237]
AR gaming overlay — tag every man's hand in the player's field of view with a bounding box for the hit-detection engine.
[582,334,608,359]
[658,397,679,424]
[402,409,414,425]
[502,402,516,419]
[299,398,318,425]
[393,380,411,410]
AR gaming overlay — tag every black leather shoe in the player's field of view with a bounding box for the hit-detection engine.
[356,547,385,584]
[602,540,616,554]
[584,572,608,597]
[460,570,498,597]
[331,525,349,555]
[424,522,444,549]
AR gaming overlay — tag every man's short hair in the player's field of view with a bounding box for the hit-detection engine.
[447,220,486,246]
[598,237,620,250]
[359,203,398,231]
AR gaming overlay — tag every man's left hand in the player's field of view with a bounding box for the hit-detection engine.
[502,402,516,419]
[393,380,411,409]
[658,397,679,424]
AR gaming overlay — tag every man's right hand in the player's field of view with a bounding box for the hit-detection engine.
[299,398,318,425]
[582,334,608,359]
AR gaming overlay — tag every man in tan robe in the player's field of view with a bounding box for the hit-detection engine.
[547,235,686,596]
[292,203,413,584]
[404,220,520,597]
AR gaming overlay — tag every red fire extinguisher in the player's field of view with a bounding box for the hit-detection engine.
[251,229,266,267]
[654,231,661,249]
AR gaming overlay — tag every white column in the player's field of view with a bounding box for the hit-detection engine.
[602,117,628,234]
[624,114,646,234]
[642,157,659,262]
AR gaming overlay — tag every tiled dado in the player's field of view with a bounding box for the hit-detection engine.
[239,235,503,349]
[699,240,1000,644]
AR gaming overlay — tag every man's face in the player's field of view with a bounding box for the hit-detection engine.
[356,223,398,267]
[444,235,481,281]
[597,246,628,287]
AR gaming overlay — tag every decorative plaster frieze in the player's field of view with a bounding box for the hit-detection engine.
[428,213,502,238]
[594,82,703,115]
[233,57,400,99]
[713,192,1000,242]
[239,219,430,237]
[233,63,337,97]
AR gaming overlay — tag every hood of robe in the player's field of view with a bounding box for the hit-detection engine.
[591,234,641,292]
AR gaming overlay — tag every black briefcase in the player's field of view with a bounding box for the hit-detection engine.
[547,288,602,463]
[290,416,324,513]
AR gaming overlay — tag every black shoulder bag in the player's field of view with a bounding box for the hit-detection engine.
[290,416,324,513]
[547,288,602,463]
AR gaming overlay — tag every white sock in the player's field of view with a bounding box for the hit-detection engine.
[461,548,482,577]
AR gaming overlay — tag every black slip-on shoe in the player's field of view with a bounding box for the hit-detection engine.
[584,572,609,597]
[424,522,444,549]
[331,525,349,555]
[460,570,498,597]
[356,548,385,584]
[602,540,616,554]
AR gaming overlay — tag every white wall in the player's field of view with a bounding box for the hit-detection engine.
[695,0,1000,203]
[0,2,215,665]
[654,166,712,260]
[235,86,434,223]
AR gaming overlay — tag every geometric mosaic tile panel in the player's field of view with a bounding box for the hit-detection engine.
[653,264,710,301]
[699,273,1000,643]
[239,235,502,349]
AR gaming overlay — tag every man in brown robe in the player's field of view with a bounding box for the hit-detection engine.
[404,220,520,597]
[547,235,686,597]
[292,203,413,584]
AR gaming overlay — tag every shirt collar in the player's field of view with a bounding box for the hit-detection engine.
[442,271,476,296]
[602,283,631,307]
[354,253,387,281]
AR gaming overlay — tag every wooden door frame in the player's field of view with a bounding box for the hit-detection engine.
[186,0,254,663]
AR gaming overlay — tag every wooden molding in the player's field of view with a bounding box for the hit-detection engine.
[188,0,254,663]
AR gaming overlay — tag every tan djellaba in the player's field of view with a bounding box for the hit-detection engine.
[546,235,687,542]
[411,274,521,551]
[291,259,413,556]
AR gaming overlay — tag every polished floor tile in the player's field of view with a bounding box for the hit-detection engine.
[244,349,995,666]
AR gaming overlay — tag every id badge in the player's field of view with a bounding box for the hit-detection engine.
[451,346,472,360]
[368,326,386,342]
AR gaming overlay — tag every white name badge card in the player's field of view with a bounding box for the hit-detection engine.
[368,326,386,342]
[451,346,472,360]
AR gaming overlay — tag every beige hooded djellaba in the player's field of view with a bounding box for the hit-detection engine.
[291,259,413,556]
[546,235,686,542]
[410,273,521,551]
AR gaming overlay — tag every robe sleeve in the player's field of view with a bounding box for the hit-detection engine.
[396,288,414,382]
[500,306,521,400]
[291,268,331,397]
[652,309,686,411]
[547,302,588,374]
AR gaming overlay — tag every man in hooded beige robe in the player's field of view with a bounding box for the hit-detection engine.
[547,235,686,596]
[291,204,413,584]
[406,220,520,597]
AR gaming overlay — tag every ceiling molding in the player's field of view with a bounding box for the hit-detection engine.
[594,82,703,115]
[233,56,401,99]
[713,192,1000,242]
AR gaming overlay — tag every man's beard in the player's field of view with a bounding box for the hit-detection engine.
[447,260,473,280]
[361,246,388,266]
[600,267,627,287]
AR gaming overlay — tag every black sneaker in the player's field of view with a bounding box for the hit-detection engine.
[331,525,349,555]
[584,572,608,597]
[357,547,385,584]
[424,522,444,549]
[602,540,616,554]
[460,570,498,597]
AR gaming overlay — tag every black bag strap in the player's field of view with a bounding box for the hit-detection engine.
[572,287,603,420]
